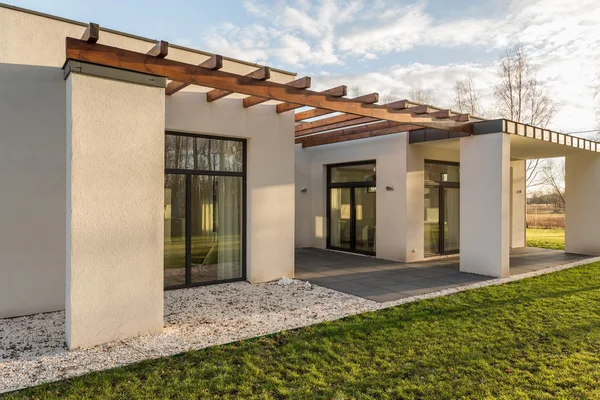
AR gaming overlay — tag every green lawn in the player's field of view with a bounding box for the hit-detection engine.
[5,262,600,399]
[527,228,565,250]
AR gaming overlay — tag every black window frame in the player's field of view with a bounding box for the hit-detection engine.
[164,131,247,290]
[326,160,377,256]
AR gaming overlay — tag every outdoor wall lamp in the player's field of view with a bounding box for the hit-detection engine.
[386,185,394,191]
[300,188,308,193]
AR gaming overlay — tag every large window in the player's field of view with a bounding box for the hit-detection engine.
[164,132,246,289]
[327,161,376,255]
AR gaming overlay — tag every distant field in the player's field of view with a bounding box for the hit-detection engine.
[527,228,565,250]
[527,204,564,229]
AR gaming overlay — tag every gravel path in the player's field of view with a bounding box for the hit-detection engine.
[2,256,599,394]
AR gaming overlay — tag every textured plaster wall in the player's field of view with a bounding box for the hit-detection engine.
[0,64,66,318]
[165,93,295,283]
[460,133,511,278]
[510,159,527,248]
[66,73,165,349]
[565,153,600,255]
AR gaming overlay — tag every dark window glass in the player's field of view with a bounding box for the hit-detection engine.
[330,163,376,183]
[165,134,243,172]
[425,162,459,183]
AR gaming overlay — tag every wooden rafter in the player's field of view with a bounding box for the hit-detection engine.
[165,55,223,96]
[298,123,422,148]
[296,115,375,137]
[243,76,311,108]
[207,66,270,102]
[64,38,472,133]
[275,85,347,114]
[294,92,380,121]
[81,23,99,43]
[147,41,169,58]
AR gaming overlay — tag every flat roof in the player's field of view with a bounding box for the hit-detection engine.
[0,2,297,77]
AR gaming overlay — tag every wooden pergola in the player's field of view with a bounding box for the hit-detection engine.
[67,24,484,148]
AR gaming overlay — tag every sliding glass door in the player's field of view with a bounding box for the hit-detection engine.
[164,133,246,289]
[424,161,460,256]
[327,161,376,255]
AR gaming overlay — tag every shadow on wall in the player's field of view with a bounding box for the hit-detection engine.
[0,64,67,318]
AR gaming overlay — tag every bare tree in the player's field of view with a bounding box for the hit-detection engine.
[493,43,558,189]
[381,88,400,104]
[539,159,565,212]
[453,72,481,115]
[408,80,436,104]
[594,67,600,131]
[350,86,364,98]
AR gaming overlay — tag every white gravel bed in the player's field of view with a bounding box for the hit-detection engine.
[2,256,599,394]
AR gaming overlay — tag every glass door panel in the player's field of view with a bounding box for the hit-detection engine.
[443,188,460,253]
[424,187,440,255]
[190,175,243,284]
[330,188,352,249]
[354,188,376,253]
[164,174,187,287]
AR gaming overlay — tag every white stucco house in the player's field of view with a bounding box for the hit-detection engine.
[2,3,600,350]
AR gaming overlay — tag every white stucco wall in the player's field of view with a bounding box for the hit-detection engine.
[166,93,295,283]
[460,133,511,278]
[565,153,600,255]
[0,64,66,318]
[66,72,165,349]
[510,160,527,248]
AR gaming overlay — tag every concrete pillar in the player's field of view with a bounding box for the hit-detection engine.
[510,160,526,248]
[404,143,425,262]
[565,153,600,255]
[65,64,165,349]
[460,133,511,278]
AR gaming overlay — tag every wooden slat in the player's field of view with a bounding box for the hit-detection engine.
[298,123,422,147]
[165,55,223,95]
[276,85,347,114]
[243,76,311,108]
[296,116,375,137]
[429,109,451,118]
[81,23,99,43]
[295,92,379,121]
[207,67,270,102]
[147,41,169,58]
[65,38,472,133]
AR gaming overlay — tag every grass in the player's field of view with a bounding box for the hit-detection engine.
[527,228,565,250]
[5,262,600,399]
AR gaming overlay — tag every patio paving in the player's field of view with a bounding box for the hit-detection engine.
[295,247,593,302]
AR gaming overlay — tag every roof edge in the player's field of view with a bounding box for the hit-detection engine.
[0,2,297,77]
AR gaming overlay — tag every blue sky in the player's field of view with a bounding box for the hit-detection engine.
[7,0,600,132]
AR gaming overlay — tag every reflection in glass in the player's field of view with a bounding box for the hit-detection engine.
[330,163,376,183]
[190,175,243,283]
[330,188,351,249]
[425,163,459,183]
[424,187,440,255]
[444,188,460,252]
[164,174,186,287]
[165,134,243,172]
[354,188,376,252]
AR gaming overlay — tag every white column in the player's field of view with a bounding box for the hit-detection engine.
[565,153,600,255]
[66,71,165,349]
[510,160,526,248]
[460,133,511,277]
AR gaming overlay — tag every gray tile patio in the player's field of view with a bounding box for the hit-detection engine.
[295,247,592,303]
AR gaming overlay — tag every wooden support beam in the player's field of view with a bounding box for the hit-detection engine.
[276,85,347,114]
[207,67,270,102]
[147,41,169,58]
[64,38,472,133]
[298,123,422,147]
[165,55,223,95]
[451,113,471,122]
[81,23,99,43]
[243,76,311,108]
[296,115,375,137]
[295,92,379,121]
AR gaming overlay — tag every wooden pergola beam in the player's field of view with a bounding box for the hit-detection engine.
[294,92,380,121]
[276,85,348,114]
[147,41,169,58]
[207,66,270,102]
[81,23,99,44]
[64,38,472,133]
[165,55,223,96]
[243,76,311,108]
[296,115,375,137]
[298,123,422,148]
